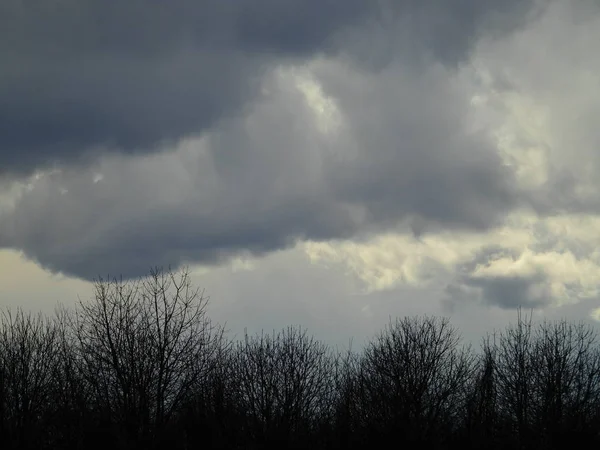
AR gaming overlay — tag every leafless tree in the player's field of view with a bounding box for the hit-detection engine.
[232,326,335,447]
[491,309,535,447]
[329,343,363,448]
[0,308,60,449]
[177,338,240,450]
[463,334,499,449]
[42,305,93,449]
[530,319,600,446]
[479,311,600,449]
[360,316,475,446]
[71,267,225,447]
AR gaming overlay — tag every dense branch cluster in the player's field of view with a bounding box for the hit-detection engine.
[1,268,599,449]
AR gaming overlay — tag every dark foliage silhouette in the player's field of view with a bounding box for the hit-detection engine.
[1,270,600,449]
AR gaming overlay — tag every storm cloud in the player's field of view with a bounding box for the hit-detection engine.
[0,0,538,173]
[0,0,543,280]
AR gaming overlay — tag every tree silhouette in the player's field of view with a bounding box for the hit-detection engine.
[71,267,224,449]
[232,326,334,449]
[464,334,499,449]
[1,275,600,450]
[530,319,600,448]
[358,316,474,448]
[0,309,60,449]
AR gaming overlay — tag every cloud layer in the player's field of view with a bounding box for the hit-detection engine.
[3,0,600,326]
[306,0,600,317]
[0,58,518,280]
[0,0,537,174]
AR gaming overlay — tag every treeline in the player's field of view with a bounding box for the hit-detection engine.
[1,268,600,450]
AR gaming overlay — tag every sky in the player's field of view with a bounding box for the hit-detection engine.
[1,0,600,349]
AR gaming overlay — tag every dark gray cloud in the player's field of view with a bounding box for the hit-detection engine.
[0,59,519,280]
[0,0,543,280]
[0,0,367,173]
[334,0,544,70]
[464,273,550,309]
[0,0,538,174]
[447,245,551,309]
[314,61,519,232]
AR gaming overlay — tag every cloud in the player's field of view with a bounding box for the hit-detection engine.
[307,210,600,310]
[468,0,600,215]
[3,0,584,284]
[0,55,520,280]
[0,0,357,174]
[452,247,559,309]
[0,0,538,175]
[591,307,600,323]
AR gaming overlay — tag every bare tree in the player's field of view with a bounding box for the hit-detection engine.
[360,316,474,446]
[492,309,535,447]
[0,308,60,449]
[71,267,224,448]
[177,337,240,450]
[478,311,600,449]
[42,305,93,450]
[329,343,362,448]
[232,326,334,447]
[530,319,600,447]
[463,334,499,449]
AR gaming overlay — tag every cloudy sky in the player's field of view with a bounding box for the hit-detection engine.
[1,0,600,348]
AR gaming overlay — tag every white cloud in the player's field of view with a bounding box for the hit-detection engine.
[291,65,344,137]
[305,209,600,309]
